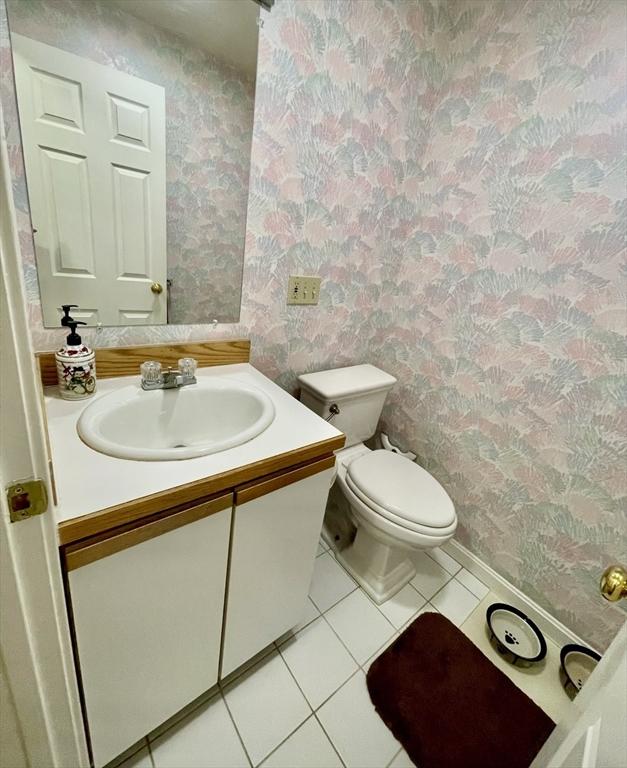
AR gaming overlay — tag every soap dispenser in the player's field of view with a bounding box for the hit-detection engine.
[55,305,97,400]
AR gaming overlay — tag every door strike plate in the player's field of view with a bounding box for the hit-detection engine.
[6,478,48,523]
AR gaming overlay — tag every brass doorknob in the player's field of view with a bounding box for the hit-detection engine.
[600,565,627,602]
[150,282,163,295]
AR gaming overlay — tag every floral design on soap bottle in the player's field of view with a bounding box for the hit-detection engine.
[55,305,97,400]
[58,357,96,397]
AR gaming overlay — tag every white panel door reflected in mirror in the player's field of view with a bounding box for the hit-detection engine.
[12,34,167,327]
[6,0,261,326]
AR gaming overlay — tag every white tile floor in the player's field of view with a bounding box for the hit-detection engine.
[111,544,570,768]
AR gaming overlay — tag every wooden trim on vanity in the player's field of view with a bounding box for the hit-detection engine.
[236,455,335,505]
[57,434,346,546]
[36,339,250,387]
[65,493,232,570]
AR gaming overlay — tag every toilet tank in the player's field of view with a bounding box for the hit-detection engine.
[298,364,397,447]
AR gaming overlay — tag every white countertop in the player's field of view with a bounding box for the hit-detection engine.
[44,363,343,525]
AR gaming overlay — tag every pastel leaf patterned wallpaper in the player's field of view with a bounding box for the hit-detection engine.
[5,0,254,323]
[372,0,627,649]
[1,0,625,649]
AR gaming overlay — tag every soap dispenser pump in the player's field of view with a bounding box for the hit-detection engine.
[55,304,97,400]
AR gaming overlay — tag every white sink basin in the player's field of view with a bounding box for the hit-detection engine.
[77,379,275,461]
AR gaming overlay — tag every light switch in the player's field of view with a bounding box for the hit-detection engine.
[287,275,321,305]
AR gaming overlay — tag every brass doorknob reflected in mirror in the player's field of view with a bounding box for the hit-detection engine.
[600,565,627,602]
[150,282,163,295]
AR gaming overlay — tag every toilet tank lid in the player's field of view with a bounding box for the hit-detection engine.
[298,364,397,400]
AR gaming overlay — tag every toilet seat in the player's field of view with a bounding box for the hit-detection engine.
[346,450,456,537]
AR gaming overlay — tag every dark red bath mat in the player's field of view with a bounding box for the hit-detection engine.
[366,612,555,768]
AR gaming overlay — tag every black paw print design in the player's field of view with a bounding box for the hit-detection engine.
[504,629,520,646]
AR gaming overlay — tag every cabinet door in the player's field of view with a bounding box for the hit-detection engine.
[66,495,232,768]
[222,458,335,678]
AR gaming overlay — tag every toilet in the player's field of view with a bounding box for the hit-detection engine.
[298,364,457,604]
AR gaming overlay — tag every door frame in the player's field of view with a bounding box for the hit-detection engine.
[0,101,88,767]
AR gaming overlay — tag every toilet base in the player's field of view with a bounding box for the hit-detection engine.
[336,523,416,604]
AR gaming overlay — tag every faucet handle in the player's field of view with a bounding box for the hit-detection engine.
[140,360,162,385]
[178,357,197,379]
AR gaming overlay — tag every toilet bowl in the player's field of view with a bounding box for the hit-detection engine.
[298,364,457,603]
[334,443,457,602]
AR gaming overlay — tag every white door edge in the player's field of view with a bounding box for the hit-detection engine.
[0,99,88,767]
[531,621,627,768]
[581,719,601,768]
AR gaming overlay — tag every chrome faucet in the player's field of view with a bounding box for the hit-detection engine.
[161,367,185,388]
[140,358,197,390]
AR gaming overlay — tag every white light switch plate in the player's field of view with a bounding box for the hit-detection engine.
[287,275,321,305]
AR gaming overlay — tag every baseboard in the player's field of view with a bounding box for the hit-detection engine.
[442,539,593,652]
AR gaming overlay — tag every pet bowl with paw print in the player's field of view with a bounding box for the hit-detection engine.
[486,603,547,667]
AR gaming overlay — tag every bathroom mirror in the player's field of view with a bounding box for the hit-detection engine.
[6,0,262,327]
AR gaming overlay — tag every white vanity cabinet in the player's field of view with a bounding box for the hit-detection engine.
[221,456,335,677]
[65,494,232,768]
[62,456,337,766]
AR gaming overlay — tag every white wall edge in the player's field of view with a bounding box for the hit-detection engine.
[442,539,594,653]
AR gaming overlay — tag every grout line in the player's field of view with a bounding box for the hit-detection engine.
[220,616,356,762]
[459,591,492,630]
[219,642,276,689]
[453,569,490,599]
[145,738,156,768]
[106,740,148,768]
[386,746,403,768]
[277,621,363,716]
[145,551,474,768]
[309,547,359,614]
[244,655,315,766]
[319,611,363,667]
[313,711,348,768]
[275,604,321,647]
[325,586,396,635]
[432,587,482,628]
[316,550,433,662]
[370,596,405,632]
[380,599,426,634]
[451,572,488,600]
[412,584,435,603]
[423,547,463,575]
[325,549,398,633]
[146,685,221,747]
[254,712,346,768]
[444,539,590,650]
[274,635,321,713]
[254,713,316,767]
[418,571,455,607]
[345,576,407,633]
[429,573,481,616]
[397,603,439,634]
[275,646,315,714]
[309,580,359,615]
[121,556,479,768]
[219,689,254,768]
[406,580,427,600]
[360,632,400,673]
